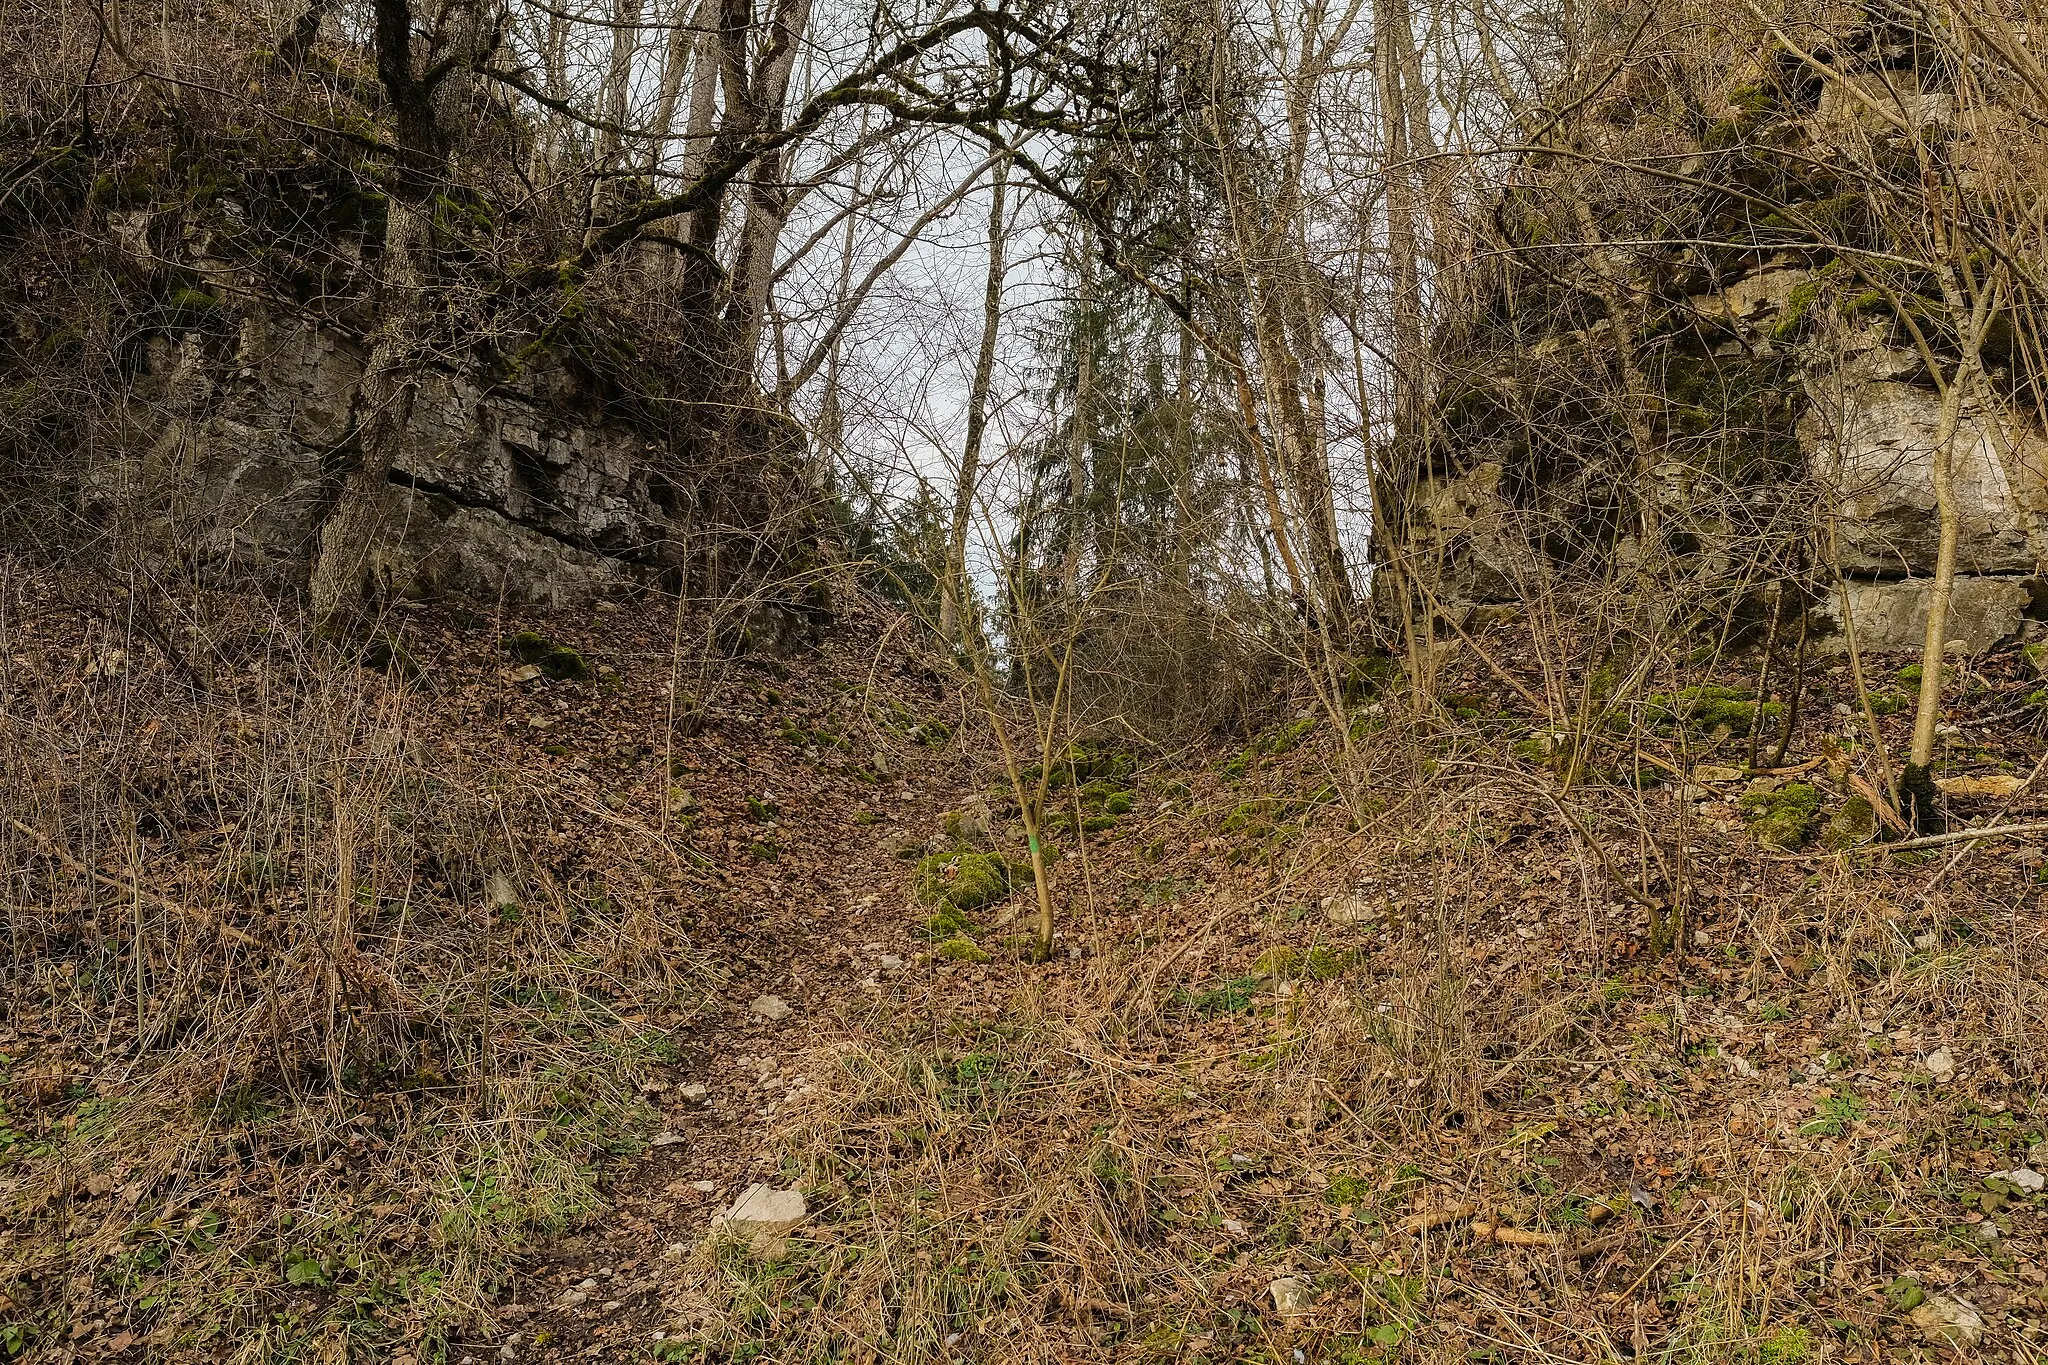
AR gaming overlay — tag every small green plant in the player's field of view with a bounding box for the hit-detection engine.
[1178,975,1262,1017]
[1756,1323,1815,1364]
[1800,1091,1865,1137]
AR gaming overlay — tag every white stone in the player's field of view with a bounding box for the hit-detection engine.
[715,1184,808,1257]
[749,994,793,1021]
[1909,1294,1985,1349]
[1925,1047,1957,1081]
[677,1082,709,1103]
[2003,1166,2044,1193]
[1268,1276,1316,1317]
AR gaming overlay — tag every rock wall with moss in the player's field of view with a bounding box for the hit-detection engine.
[0,102,819,611]
[1410,10,2048,654]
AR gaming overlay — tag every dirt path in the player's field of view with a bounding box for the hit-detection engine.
[463,674,976,1363]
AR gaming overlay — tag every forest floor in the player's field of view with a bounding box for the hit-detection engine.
[3,580,2047,1364]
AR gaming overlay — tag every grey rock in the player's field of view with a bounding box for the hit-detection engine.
[100,302,673,606]
[714,1184,808,1258]
[1818,576,2032,655]
[1909,1294,1985,1349]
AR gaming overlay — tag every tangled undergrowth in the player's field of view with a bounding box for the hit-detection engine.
[658,657,2048,1365]
[0,582,732,1358]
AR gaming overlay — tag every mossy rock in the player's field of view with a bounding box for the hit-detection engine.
[1102,790,1133,817]
[913,851,1014,915]
[1252,945,1302,980]
[937,936,991,963]
[1821,794,1877,851]
[502,631,592,682]
[1739,782,1822,851]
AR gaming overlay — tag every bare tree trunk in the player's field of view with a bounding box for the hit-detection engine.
[649,0,715,174]
[307,0,487,631]
[1901,350,1977,832]
[1374,0,1425,449]
[596,0,644,169]
[1061,241,1094,598]
[727,0,816,373]
[940,157,1008,646]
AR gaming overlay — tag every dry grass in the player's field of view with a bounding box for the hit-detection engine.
[0,579,716,1358]
[659,677,2048,1364]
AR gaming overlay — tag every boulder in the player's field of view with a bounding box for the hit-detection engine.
[714,1184,808,1258]
[1802,370,2048,578]
[1818,576,2032,655]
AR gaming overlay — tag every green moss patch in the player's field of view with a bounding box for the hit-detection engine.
[914,851,1016,919]
[502,631,592,682]
[1739,782,1822,850]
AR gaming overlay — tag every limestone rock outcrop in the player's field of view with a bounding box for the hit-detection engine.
[97,308,672,605]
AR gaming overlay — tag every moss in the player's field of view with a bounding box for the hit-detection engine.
[914,851,1013,915]
[1738,782,1822,850]
[1772,277,1825,341]
[1222,716,1318,777]
[166,285,223,321]
[1341,652,1400,704]
[1024,743,1137,792]
[502,631,592,682]
[925,905,974,938]
[359,630,420,679]
[1821,794,1877,851]
[1102,790,1133,817]
[1252,945,1302,980]
[937,937,991,963]
[1268,715,1318,756]
[1222,799,1282,835]
[1305,946,1356,980]
[1649,685,1783,740]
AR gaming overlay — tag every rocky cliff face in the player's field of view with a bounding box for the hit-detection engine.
[97,301,672,606]
[2,127,815,617]
[1415,22,2048,655]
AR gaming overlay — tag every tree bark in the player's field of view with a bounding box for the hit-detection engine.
[1061,241,1094,599]
[306,0,487,631]
[939,157,1008,646]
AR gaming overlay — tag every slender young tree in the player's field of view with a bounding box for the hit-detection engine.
[940,156,1010,647]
